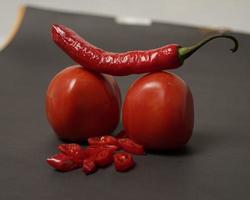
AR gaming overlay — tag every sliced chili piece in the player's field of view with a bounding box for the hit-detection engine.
[115,130,127,139]
[104,144,119,152]
[87,144,119,152]
[85,145,117,160]
[95,148,114,167]
[58,143,86,164]
[58,143,82,154]
[118,138,145,155]
[47,153,81,172]
[82,159,97,175]
[84,145,105,160]
[88,135,119,146]
[114,152,135,172]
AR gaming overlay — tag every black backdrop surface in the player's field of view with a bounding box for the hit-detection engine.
[0,7,250,200]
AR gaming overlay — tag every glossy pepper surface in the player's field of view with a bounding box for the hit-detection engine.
[51,24,238,76]
[47,153,81,172]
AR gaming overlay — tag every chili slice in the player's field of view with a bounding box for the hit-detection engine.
[84,145,103,160]
[82,159,97,175]
[95,148,114,167]
[114,152,135,172]
[118,138,145,155]
[104,145,119,152]
[47,153,81,172]
[58,143,86,164]
[88,135,119,146]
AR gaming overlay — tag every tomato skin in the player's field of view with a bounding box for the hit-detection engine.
[122,71,194,150]
[46,65,121,142]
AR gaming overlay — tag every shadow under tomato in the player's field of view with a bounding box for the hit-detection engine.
[147,129,219,157]
[188,129,222,155]
[58,137,89,145]
[148,145,194,157]
[112,122,124,137]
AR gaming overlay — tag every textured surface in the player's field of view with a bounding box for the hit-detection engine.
[0,7,250,200]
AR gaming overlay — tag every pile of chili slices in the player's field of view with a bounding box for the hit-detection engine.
[47,131,145,174]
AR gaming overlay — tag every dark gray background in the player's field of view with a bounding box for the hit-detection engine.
[0,7,249,200]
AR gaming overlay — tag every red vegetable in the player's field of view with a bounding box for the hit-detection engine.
[82,159,97,175]
[88,135,119,146]
[115,130,127,139]
[123,71,194,150]
[114,152,135,172]
[51,24,238,76]
[58,143,85,164]
[47,153,81,172]
[118,138,145,155]
[104,145,119,152]
[95,148,114,167]
[84,145,103,160]
[46,65,121,142]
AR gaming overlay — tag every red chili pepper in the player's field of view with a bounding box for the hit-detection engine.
[114,152,135,172]
[115,130,127,139]
[51,24,238,76]
[88,135,119,146]
[118,138,145,155]
[47,153,81,172]
[95,148,114,167]
[58,143,86,164]
[82,159,97,175]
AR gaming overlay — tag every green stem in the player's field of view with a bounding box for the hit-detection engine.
[178,34,238,63]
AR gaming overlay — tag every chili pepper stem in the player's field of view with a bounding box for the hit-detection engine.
[178,34,238,63]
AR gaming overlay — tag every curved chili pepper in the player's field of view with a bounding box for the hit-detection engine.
[51,24,238,76]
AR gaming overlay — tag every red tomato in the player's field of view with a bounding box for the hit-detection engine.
[122,71,194,150]
[46,65,121,142]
